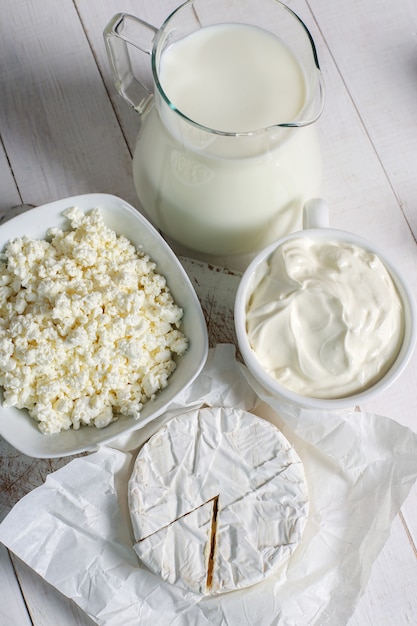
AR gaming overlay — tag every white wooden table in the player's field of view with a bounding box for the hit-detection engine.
[1,1,417,624]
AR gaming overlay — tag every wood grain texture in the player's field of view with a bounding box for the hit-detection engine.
[181,258,240,349]
[0,440,82,523]
[0,544,33,626]
[349,514,417,625]
[0,0,417,624]
[307,0,417,238]
[10,555,97,626]
[0,0,137,207]
[0,142,21,213]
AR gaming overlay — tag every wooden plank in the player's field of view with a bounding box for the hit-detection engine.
[399,483,417,564]
[0,140,21,214]
[0,544,33,626]
[349,514,417,625]
[305,0,417,239]
[11,554,95,626]
[0,0,137,208]
[288,0,414,252]
[180,257,240,349]
[0,437,80,523]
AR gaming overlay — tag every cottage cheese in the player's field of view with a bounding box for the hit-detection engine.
[0,207,188,434]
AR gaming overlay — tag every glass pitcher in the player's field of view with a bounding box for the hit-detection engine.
[104,0,324,262]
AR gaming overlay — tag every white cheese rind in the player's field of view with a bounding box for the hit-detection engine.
[128,406,309,595]
[133,499,213,594]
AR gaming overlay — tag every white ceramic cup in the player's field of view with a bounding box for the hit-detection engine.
[234,198,417,410]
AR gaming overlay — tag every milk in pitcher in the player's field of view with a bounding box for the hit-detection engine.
[133,23,321,257]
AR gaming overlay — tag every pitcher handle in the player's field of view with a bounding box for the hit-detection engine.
[303,198,330,229]
[104,13,157,114]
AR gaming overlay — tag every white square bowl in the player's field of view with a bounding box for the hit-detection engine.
[0,194,208,458]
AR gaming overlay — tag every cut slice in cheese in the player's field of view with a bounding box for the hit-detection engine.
[133,497,216,594]
[128,406,309,595]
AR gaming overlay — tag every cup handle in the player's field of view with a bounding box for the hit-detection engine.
[103,13,157,114]
[303,198,330,229]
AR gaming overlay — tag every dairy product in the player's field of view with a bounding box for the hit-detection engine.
[0,207,188,434]
[246,237,404,398]
[160,24,306,133]
[133,23,321,256]
[128,406,309,595]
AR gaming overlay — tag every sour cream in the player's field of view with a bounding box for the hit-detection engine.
[246,238,404,399]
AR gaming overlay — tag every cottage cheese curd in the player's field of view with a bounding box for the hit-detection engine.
[0,207,188,434]
[246,237,404,398]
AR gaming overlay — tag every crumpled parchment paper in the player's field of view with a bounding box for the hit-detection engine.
[1,344,417,626]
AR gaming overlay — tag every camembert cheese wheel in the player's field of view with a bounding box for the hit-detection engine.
[128,406,309,595]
